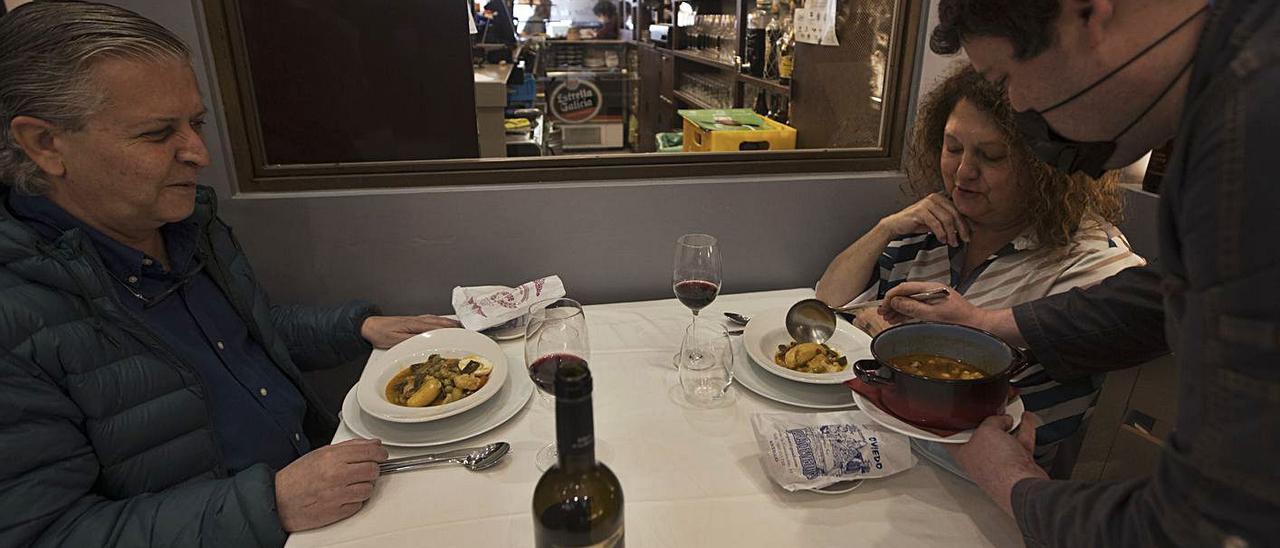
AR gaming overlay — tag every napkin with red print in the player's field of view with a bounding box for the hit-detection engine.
[451,275,566,331]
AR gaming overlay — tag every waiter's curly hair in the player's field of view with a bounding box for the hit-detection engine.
[904,64,1123,248]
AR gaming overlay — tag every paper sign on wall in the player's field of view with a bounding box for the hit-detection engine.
[795,0,839,46]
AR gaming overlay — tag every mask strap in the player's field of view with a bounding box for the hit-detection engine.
[1109,54,1196,141]
[1040,5,1208,114]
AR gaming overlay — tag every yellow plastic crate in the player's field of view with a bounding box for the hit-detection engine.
[681,116,797,152]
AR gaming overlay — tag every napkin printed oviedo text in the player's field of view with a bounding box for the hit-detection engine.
[452,275,567,331]
[752,411,916,491]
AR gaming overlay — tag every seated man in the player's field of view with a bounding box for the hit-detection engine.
[0,3,457,546]
[816,65,1145,473]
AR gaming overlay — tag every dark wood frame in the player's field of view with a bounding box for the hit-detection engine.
[201,0,924,192]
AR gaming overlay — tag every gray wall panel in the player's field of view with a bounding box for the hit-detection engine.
[220,174,907,314]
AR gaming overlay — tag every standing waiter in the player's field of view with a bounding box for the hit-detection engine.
[873,0,1279,546]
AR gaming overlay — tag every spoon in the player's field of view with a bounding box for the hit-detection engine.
[378,442,510,475]
[785,289,951,344]
[723,312,751,326]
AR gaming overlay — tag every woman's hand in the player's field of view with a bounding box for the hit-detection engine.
[816,192,967,308]
[876,280,1028,348]
[879,193,971,247]
[877,281,984,327]
[851,308,892,336]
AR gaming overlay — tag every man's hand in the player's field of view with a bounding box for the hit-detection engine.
[361,315,461,349]
[275,439,389,533]
[946,413,1047,516]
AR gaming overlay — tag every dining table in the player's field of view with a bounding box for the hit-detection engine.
[286,288,1024,547]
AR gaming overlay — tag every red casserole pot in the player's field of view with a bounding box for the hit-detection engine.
[852,322,1029,431]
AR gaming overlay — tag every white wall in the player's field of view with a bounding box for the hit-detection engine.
[916,0,969,95]
[550,0,600,23]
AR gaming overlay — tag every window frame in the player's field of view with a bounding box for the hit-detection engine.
[201,0,924,192]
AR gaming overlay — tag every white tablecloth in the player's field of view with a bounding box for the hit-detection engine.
[286,289,1022,547]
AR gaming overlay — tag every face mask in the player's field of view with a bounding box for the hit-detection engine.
[1012,6,1206,178]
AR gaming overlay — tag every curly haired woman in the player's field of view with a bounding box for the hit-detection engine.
[816,64,1145,474]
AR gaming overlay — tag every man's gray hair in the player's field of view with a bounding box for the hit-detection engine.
[0,1,191,195]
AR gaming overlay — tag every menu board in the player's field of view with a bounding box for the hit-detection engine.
[796,0,839,46]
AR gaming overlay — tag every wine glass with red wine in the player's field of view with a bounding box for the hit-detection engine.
[672,234,722,366]
[524,298,589,471]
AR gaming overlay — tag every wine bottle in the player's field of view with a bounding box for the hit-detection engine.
[774,97,790,125]
[777,7,795,85]
[532,361,624,547]
[744,4,769,76]
[753,89,769,116]
[763,1,781,80]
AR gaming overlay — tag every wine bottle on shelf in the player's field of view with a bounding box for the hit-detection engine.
[532,361,624,548]
[744,4,769,76]
[777,7,795,85]
[763,1,781,80]
[774,96,790,125]
[753,89,769,116]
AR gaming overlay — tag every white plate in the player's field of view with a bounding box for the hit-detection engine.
[356,329,508,423]
[733,340,858,409]
[851,390,1025,444]
[482,315,528,341]
[742,306,874,385]
[342,363,534,447]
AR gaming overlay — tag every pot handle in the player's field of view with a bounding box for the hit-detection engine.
[854,359,893,385]
[1007,347,1035,378]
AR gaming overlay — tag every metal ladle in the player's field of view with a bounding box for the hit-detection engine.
[785,288,951,344]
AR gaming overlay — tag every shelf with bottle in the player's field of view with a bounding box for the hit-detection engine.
[736,72,789,95]
[739,0,794,91]
[676,71,734,109]
[673,89,716,109]
[672,49,739,72]
[679,11,739,65]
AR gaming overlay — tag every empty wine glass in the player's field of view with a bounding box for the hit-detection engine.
[672,233,721,367]
[525,298,589,470]
[677,322,734,406]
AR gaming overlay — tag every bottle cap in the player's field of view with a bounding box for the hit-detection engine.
[554,359,592,400]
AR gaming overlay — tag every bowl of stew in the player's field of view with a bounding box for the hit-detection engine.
[850,322,1029,430]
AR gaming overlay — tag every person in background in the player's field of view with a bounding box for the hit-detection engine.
[521,0,553,37]
[594,0,621,39]
[482,0,519,45]
[873,0,1279,545]
[817,65,1143,475]
[0,2,458,546]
